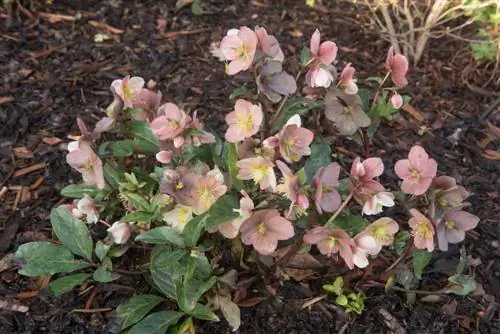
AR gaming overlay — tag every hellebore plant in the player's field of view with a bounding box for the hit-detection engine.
[11,25,479,333]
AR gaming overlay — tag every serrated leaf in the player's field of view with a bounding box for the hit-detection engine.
[135,227,185,247]
[189,303,219,321]
[15,242,91,276]
[182,214,208,247]
[150,248,188,299]
[60,184,101,198]
[181,144,213,164]
[205,194,239,229]
[108,140,135,157]
[178,275,217,312]
[129,310,185,334]
[116,294,165,330]
[327,215,365,236]
[226,143,244,190]
[304,138,331,184]
[49,273,91,296]
[120,211,158,223]
[51,207,93,259]
[412,249,433,279]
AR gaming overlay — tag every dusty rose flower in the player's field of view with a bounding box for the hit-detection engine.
[163,204,193,232]
[276,161,309,217]
[77,195,99,224]
[395,145,437,195]
[149,103,189,143]
[360,217,399,254]
[431,176,469,208]
[339,63,358,95]
[385,46,409,88]
[310,29,337,66]
[218,191,254,239]
[362,191,395,215]
[111,75,145,109]
[352,234,378,268]
[278,115,314,163]
[156,150,173,164]
[132,89,162,121]
[185,174,227,215]
[305,29,338,88]
[182,111,216,147]
[436,208,479,251]
[325,88,371,136]
[313,163,341,214]
[304,226,355,269]
[106,93,124,119]
[409,209,435,252]
[240,209,294,255]
[256,60,297,102]
[220,27,258,75]
[225,99,264,143]
[390,92,403,109]
[349,156,385,207]
[159,169,194,206]
[60,202,84,220]
[66,141,105,189]
[94,117,116,134]
[306,66,335,88]
[255,26,284,61]
[236,156,276,191]
[238,138,275,161]
[107,221,131,244]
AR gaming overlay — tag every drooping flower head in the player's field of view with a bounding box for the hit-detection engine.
[255,26,284,62]
[277,115,314,163]
[306,66,335,88]
[339,63,358,95]
[77,194,99,224]
[107,221,132,244]
[385,46,409,88]
[325,88,371,136]
[163,204,193,232]
[149,103,189,143]
[220,27,258,75]
[352,234,378,268]
[360,217,399,254]
[66,141,105,189]
[304,226,355,269]
[236,156,276,191]
[409,209,435,252]
[111,75,145,109]
[305,29,338,88]
[395,145,437,195]
[240,209,295,255]
[225,99,263,143]
[436,208,479,251]
[217,191,254,239]
[132,89,162,121]
[390,92,403,109]
[313,162,341,214]
[349,156,385,207]
[182,111,216,147]
[362,191,395,216]
[310,29,338,66]
[156,150,173,164]
[431,176,469,208]
[276,160,309,218]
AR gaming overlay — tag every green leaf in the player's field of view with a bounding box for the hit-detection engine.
[391,231,410,255]
[412,250,433,279]
[121,192,150,212]
[108,140,135,157]
[205,194,239,229]
[49,273,91,296]
[95,241,111,262]
[327,215,365,236]
[116,294,165,330]
[189,303,219,321]
[135,227,185,247]
[229,85,254,100]
[191,0,203,15]
[129,120,159,150]
[150,248,188,299]
[103,163,122,189]
[271,98,323,133]
[335,294,348,306]
[444,274,476,296]
[51,207,93,259]
[121,211,158,223]
[178,275,217,312]
[129,310,185,334]
[15,242,91,276]
[181,144,213,164]
[60,184,101,198]
[182,214,208,247]
[226,143,244,190]
[93,258,121,282]
[300,47,311,66]
[304,138,331,184]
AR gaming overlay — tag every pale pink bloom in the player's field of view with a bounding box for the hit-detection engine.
[278,115,314,163]
[218,191,254,239]
[385,46,409,88]
[361,217,399,254]
[182,111,216,147]
[77,194,99,224]
[436,208,479,251]
[240,209,294,255]
[94,117,116,133]
[106,94,124,119]
[185,174,227,215]
[310,29,337,65]
[220,26,258,75]
[362,192,395,215]
[339,63,358,95]
[111,75,145,109]
[66,141,105,189]
[306,66,334,88]
[395,145,437,195]
[225,99,263,143]
[352,234,378,268]
[409,209,435,252]
[390,92,403,109]
[132,89,162,121]
[313,163,341,214]
[431,176,469,208]
[255,26,284,61]
[149,103,189,141]
[276,160,309,218]
[107,221,131,244]
[60,202,85,220]
[349,157,385,201]
[156,150,173,164]
[236,156,276,191]
[163,205,193,232]
[304,226,355,269]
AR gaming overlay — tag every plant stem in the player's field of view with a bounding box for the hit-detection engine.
[326,192,353,225]
[371,71,391,109]
[268,70,304,131]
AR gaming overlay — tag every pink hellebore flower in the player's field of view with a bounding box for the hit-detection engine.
[185,174,227,215]
[436,208,479,251]
[218,191,254,239]
[306,66,335,88]
[362,191,395,215]
[339,63,358,95]
[132,89,162,121]
[236,156,276,191]
[390,92,403,109]
[77,194,99,224]
[111,75,145,109]
[394,145,437,196]
[409,209,435,252]
[313,163,341,214]
[182,111,216,147]
[156,150,173,164]
[163,205,193,232]
[149,103,189,142]
[240,209,295,255]
[385,46,409,88]
[276,161,309,217]
[107,221,132,244]
[431,176,469,208]
[352,234,378,268]
[360,217,399,254]
[349,157,385,204]
[278,115,314,163]
[225,99,264,143]
[310,29,338,66]
[304,226,355,269]
[66,141,105,189]
[220,27,258,75]
[255,26,284,62]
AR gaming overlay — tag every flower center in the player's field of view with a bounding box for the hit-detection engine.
[123,84,133,101]
[178,207,191,224]
[169,119,180,129]
[444,220,455,229]
[370,225,390,243]
[236,46,249,60]
[414,220,432,239]
[175,181,184,190]
[437,197,447,207]
[236,114,254,132]
[250,164,268,182]
[343,106,351,114]
[410,169,421,180]
[84,160,93,170]
[198,185,215,210]
[257,223,266,235]
[327,236,337,250]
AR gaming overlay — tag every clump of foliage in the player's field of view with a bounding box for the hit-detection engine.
[12,25,479,332]
[462,0,499,61]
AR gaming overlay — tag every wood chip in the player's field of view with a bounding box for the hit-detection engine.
[38,12,76,23]
[0,298,29,313]
[0,96,15,105]
[402,103,425,123]
[42,136,62,145]
[378,308,406,334]
[483,150,500,160]
[13,163,46,177]
[88,20,125,34]
[13,146,32,158]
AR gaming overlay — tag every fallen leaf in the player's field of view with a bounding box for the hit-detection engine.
[42,136,62,145]
[483,150,500,160]
[402,103,425,123]
[0,96,15,105]
[13,146,32,158]
[485,120,500,140]
[420,295,443,303]
[237,296,267,307]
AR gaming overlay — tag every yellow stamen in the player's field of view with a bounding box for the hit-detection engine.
[444,220,454,229]
[437,197,447,207]
[257,223,266,235]
[236,114,254,133]
[343,106,351,114]
[236,46,249,59]
[250,164,268,182]
[414,220,432,239]
[369,225,391,243]
[198,185,215,210]
[327,236,337,250]
[175,182,184,190]
[410,169,421,180]
[169,119,180,129]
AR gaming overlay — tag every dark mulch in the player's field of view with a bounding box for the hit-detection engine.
[1,0,499,333]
